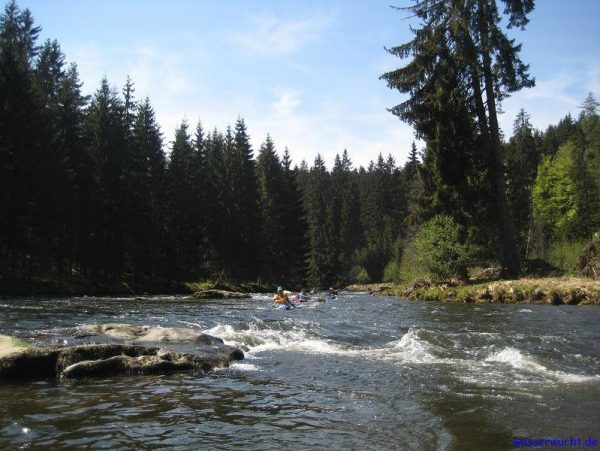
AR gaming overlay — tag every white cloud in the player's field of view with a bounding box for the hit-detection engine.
[500,71,583,135]
[234,13,334,56]
[272,88,301,116]
[586,64,600,96]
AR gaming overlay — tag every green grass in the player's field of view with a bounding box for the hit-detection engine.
[546,240,587,274]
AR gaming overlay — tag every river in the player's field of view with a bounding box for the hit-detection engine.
[1,293,599,449]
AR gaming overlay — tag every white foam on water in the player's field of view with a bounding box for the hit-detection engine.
[518,308,533,313]
[484,347,600,384]
[203,319,358,358]
[485,347,546,371]
[229,362,261,371]
[364,328,457,365]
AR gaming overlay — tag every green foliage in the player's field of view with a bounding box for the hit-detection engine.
[532,140,600,241]
[413,215,476,281]
[348,265,370,284]
[546,240,587,275]
[383,260,402,283]
[381,0,533,277]
[398,239,429,283]
[532,142,577,238]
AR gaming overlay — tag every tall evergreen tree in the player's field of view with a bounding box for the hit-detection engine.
[256,135,286,282]
[505,108,541,256]
[331,150,362,282]
[203,128,227,276]
[233,118,261,279]
[128,97,166,278]
[381,0,536,277]
[56,63,92,276]
[0,0,41,279]
[305,154,335,287]
[167,120,203,279]
[84,78,127,278]
[279,147,308,285]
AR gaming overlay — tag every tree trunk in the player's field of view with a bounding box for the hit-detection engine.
[477,0,521,278]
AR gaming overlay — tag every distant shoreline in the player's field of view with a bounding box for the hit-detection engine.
[347,277,600,305]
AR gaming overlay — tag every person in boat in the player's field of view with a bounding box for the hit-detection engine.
[274,286,295,309]
[327,287,338,300]
[298,288,309,302]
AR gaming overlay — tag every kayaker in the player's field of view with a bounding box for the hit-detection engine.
[274,286,295,309]
[327,287,338,300]
[298,288,309,302]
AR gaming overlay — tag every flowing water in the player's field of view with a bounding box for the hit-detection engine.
[0,293,599,450]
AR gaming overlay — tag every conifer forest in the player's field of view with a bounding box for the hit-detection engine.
[1,0,599,292]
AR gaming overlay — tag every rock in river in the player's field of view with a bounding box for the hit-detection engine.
[191,289,251,299]
[0,326,244,381]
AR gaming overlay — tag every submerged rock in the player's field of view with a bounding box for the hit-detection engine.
[191,289,250,299]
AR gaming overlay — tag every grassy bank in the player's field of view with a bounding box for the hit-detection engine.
[347,277,600,305]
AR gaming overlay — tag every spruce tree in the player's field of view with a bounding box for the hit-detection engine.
[381,0,536,277]
[129,97,166,279]
[280,147,308,285]
[233,118,261,280]
[0,0,41,279]
[167,120,203,279]
[256,135,285,282]
[305,154,335,287]
[505,108,541,257]
[204,129,227,276]
[84,78,128,279]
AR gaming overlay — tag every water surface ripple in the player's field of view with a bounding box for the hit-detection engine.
[1,293,599,449]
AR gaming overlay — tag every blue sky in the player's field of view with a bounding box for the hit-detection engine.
[14,0,600,168]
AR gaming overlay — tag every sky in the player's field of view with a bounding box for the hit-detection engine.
[13,0,600,169]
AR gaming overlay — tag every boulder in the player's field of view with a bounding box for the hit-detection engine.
[84,323,201,342]
[0,341,243,381]
[191,289,251,299]
[82,323,244,361]
[0,325,244,381]
[0,335,31,358]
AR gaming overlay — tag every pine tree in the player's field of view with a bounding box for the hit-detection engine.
[204,128,227,276]
[128,97,166,278]
[305,154,335,287]
[256,135,286,282]
[279,147,308,285]
[56,63,92,276]
[84,78,127,279]
[167,120,203,279]
[505,108,541,256]
[233,118,261,280]
[381,0,536,277]
[0,0,41,279]
[331,149,362,282]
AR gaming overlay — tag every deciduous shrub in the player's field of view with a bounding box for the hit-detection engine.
[413,215,476,281]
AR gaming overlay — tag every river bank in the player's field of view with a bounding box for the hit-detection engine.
[0,277,274,297]
[347,277,600,305]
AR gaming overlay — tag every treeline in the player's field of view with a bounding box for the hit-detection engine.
[0,1,413,289]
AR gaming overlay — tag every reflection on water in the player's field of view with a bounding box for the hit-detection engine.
[1,294,599,449]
